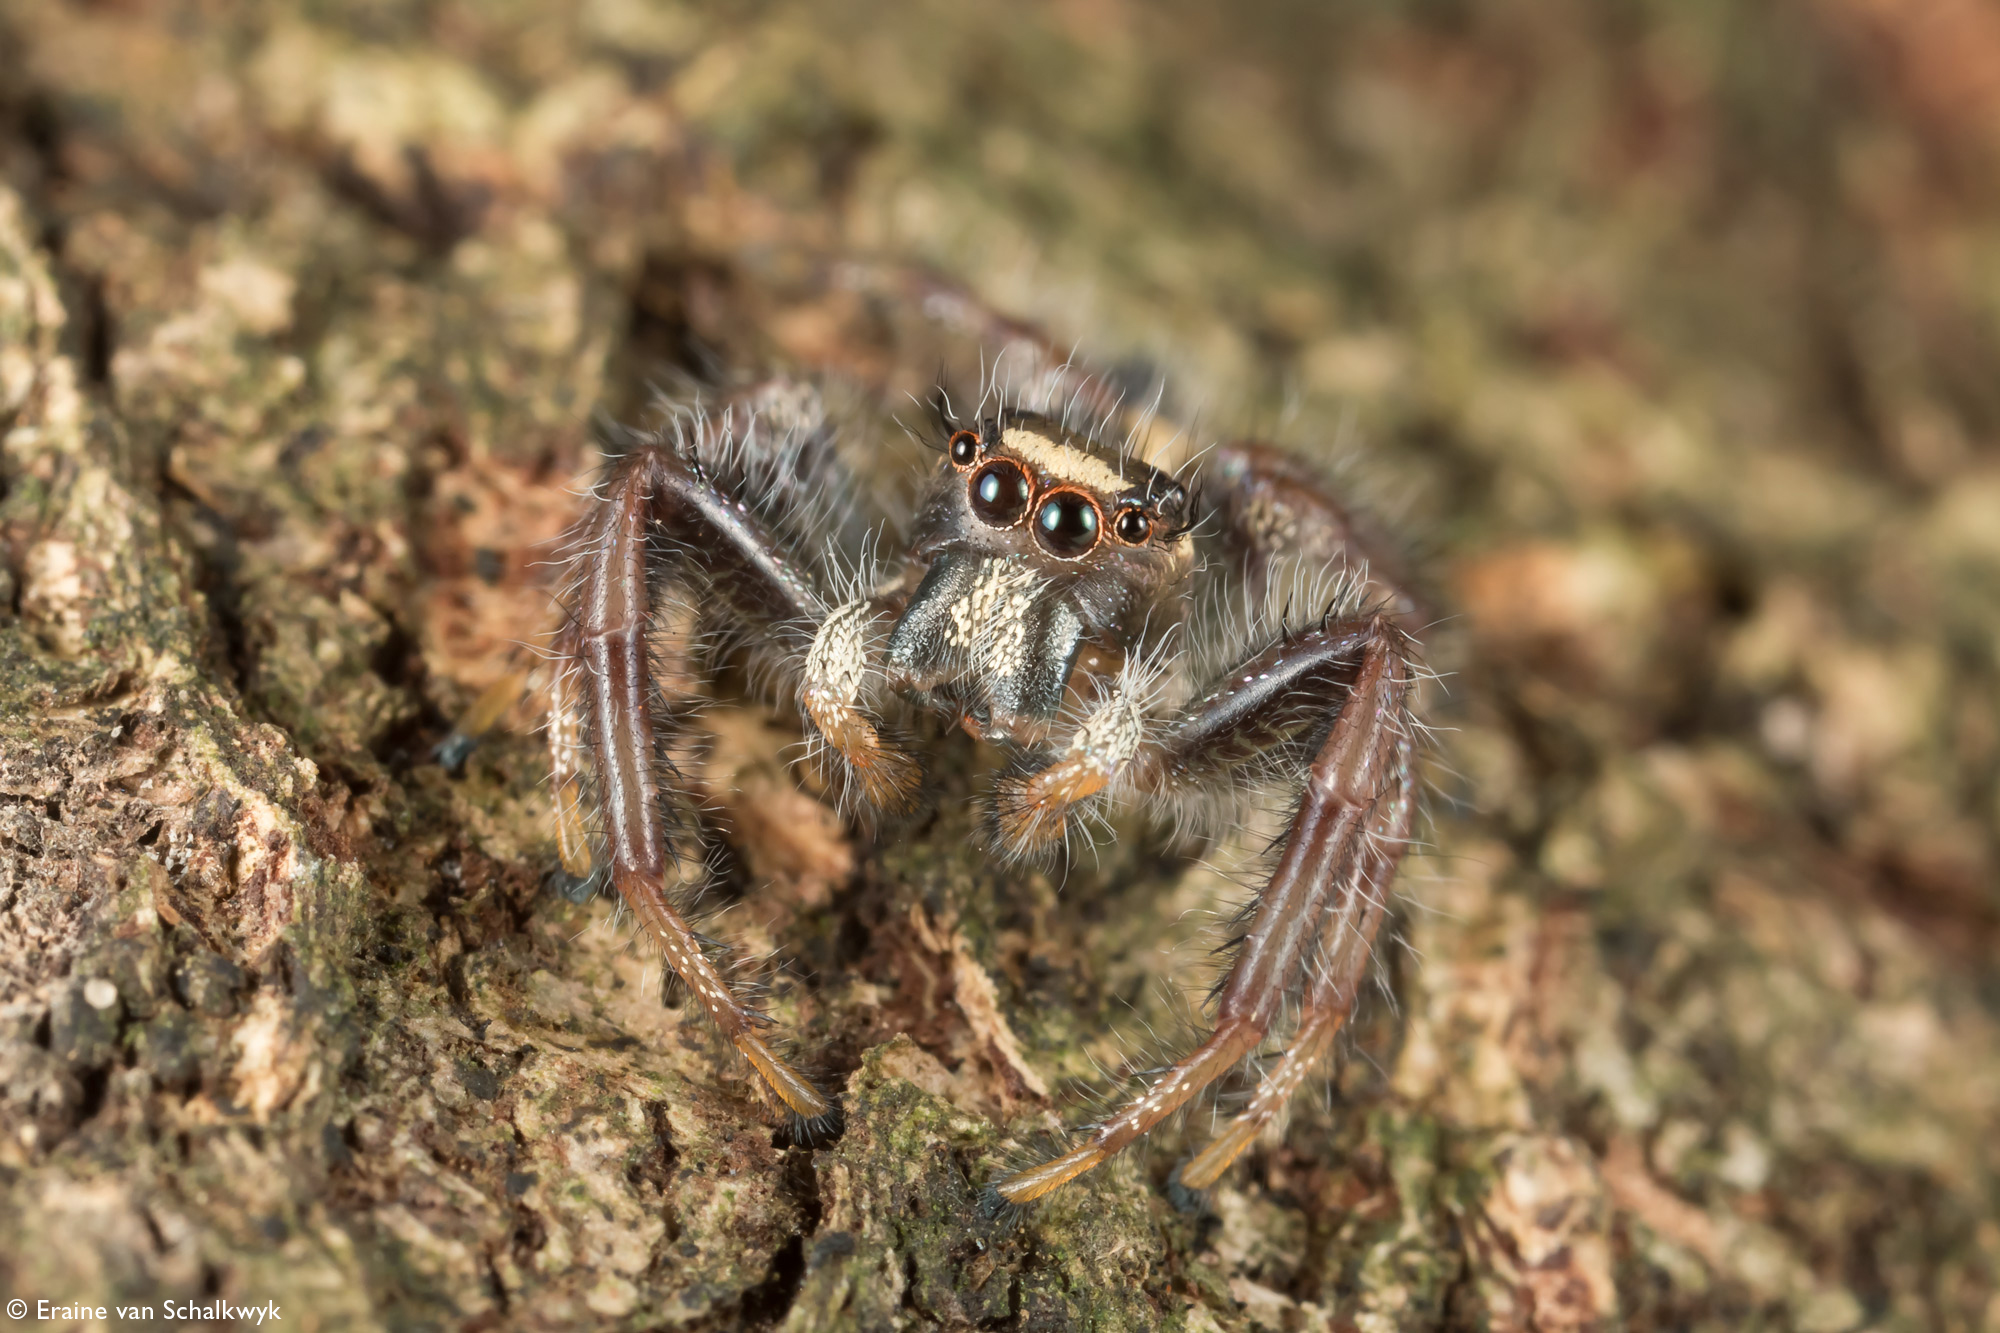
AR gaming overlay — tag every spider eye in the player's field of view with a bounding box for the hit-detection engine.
[1034,492,1101,558]
[948,430,981,467]
[969,460,1032,526]
[1113,508,1151,544]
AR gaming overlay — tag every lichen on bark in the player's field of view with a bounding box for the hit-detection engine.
[2,2,1998,1331]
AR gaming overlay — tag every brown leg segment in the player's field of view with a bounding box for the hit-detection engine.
[566,447,834,1120]
[992,624,1414,1204]
[1178,731,1412,1189]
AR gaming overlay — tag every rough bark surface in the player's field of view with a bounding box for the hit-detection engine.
[2,3,1997,1331]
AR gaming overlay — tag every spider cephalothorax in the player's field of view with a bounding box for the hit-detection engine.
[446,338,1423,1208]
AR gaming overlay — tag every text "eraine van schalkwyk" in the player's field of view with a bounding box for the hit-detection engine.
[28,1298,282,1323]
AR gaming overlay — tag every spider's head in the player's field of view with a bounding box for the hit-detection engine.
[915,412,1194,597]
[886,411,1194,739]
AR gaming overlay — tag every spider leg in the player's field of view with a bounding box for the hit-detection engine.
[994,431,1426,855]
[1178,730,1410,1188]
[800,594,926,816]
[565,436,859,1121]
[990,618,1414,1204]
[432,668,531,771]
[545,623,595,883]
[992,616,1382,857]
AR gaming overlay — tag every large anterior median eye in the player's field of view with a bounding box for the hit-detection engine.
[1034,491,1101,558]
[969,460,1032,526]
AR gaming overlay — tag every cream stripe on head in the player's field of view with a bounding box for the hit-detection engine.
[1001,428,1132,496]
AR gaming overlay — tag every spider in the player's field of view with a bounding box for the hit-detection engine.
[444,335,1424,1208]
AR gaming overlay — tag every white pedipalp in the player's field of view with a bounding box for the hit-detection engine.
[802,599,876,709]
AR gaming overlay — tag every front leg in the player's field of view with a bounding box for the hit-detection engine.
[561,389,926,1123]
[991,614,1389,857]
[991,436,1423,854]
[564,443,844,1120]
[989,615,1417,1202]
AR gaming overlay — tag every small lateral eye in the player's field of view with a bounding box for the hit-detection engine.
[969,459,1032,526]
[1113,507,1151,544]
[948,430,980,467]
[1034,492,1101,558]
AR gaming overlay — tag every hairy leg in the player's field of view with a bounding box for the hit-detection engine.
[558,389,922,1120]
[1178,729,1412,1188]
[800,594,926,816]
[991,616,1383,857]
[564,445,831,1117]
[545,623,595,883]
[990,621,1416,1203]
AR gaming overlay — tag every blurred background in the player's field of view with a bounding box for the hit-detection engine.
[1,1,1997,1329]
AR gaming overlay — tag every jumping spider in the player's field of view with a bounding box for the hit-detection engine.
[446,335,1424,1207]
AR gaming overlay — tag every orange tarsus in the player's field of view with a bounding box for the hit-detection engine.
[460,671,529,738]
[803,688,925,814]
[737,1032,833,1119]
[992,756,1110,853]
[436,669,531,768]
[995,1144,1108,1205]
